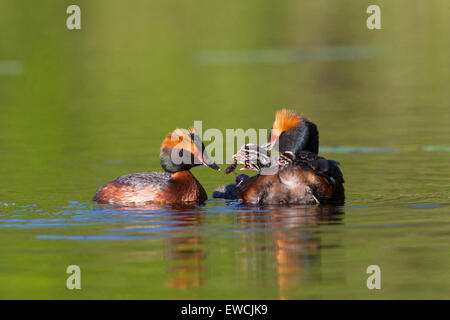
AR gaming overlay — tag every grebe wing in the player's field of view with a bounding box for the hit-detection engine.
[295,152,344,184]
[114,171,172,189]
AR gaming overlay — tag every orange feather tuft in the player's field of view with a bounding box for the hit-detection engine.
[160,128,199,155]
[272,109,302,134]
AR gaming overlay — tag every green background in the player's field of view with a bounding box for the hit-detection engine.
[0,0,449,299]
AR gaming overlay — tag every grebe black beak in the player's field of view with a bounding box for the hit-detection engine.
[207,162,220,171]
[194,150,220,171]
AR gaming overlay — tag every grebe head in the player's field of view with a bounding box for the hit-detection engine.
[268,109,319,154]
[160,127,220,173]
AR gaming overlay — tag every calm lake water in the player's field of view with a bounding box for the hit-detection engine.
[0,1,449,299]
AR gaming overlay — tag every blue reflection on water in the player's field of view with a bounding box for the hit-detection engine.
[0,200,445,241]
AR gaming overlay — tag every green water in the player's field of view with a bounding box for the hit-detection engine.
[0,0,449,299]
